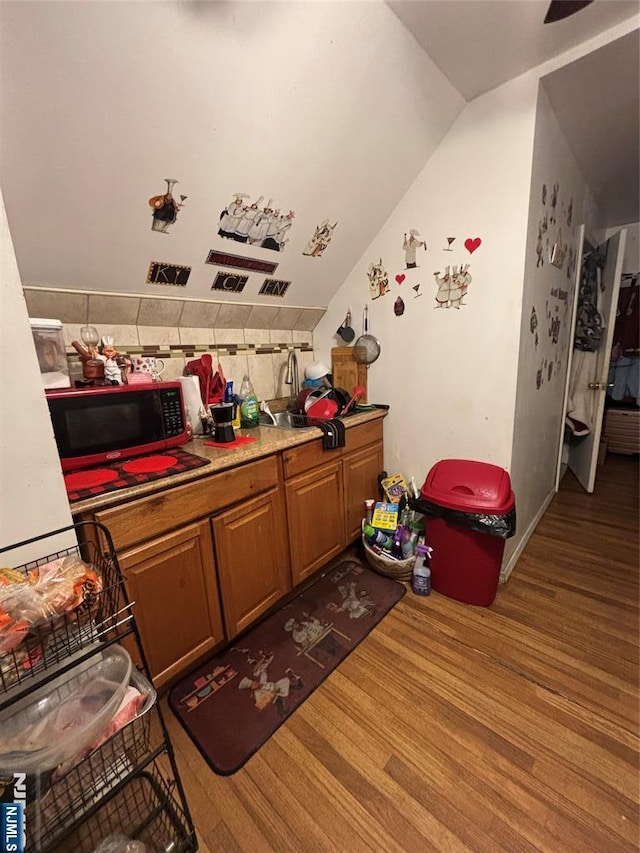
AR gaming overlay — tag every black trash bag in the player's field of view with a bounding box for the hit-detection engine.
[408,497,516,539]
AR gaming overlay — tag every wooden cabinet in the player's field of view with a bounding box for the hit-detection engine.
[76,415,386,686]
[118,520,224,689]
[343,442,384,541]
[212,487,291,639]
[285,461,346,586]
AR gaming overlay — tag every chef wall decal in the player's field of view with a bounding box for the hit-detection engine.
[402,229,426,268]
[149,178,187,234]
[303,220,338,258]
[367,258,390,300]
[218,193,295,253]
[433,264,472,309]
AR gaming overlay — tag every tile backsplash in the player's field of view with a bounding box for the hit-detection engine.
[25,288,325,403]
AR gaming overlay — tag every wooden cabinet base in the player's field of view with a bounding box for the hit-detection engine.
[118,521,224,690]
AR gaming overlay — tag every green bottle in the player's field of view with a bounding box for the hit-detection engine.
[239,374,259,428]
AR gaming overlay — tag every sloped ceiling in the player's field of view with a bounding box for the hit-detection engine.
[387,0,639,229]
[0,1,464,308]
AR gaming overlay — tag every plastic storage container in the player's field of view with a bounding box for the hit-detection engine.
[0,644,132,773]
[410,459,516,606]
[29,318,71,389]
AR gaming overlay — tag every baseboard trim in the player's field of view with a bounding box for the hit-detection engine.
[501,488,556,583]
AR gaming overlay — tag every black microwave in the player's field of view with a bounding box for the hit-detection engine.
[45,382,189,472]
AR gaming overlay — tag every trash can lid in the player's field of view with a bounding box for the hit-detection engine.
[420,459,514,514]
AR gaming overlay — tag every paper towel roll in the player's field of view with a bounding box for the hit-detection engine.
[177,375,206,435]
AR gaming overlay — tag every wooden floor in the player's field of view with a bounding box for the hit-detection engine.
[165,454,639,852]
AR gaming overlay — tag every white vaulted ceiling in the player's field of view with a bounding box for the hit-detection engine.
[387,0,640,227]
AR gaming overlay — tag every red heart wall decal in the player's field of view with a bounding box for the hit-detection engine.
[464,237,482,254]
[395,274,405,284]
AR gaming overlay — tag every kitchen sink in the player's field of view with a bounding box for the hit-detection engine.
[259,411,314,430]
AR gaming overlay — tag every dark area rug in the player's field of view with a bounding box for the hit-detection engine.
[169,560,405,775]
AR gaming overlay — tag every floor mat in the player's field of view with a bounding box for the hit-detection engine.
[169,560,405,775]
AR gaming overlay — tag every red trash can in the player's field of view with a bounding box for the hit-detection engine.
[411,459,516,606]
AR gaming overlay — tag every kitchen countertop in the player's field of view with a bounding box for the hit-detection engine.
[70,408,388,515]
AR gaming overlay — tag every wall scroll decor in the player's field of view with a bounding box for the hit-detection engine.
[402,230,426,268]
[367,259,390,300]
[205,250,278,275]
[303,220,337,257]
[217,194,295,253]
[148,178,186,234]
[211,271,248,293]
[147,262,191,287]
[259,279,291,297]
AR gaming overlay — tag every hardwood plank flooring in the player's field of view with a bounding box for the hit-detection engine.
[164,454,639,852]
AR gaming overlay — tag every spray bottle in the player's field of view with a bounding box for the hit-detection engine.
[411,544,433,596]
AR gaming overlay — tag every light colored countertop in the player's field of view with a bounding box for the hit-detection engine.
[70,409,388,515]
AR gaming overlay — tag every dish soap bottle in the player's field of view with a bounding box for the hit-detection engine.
[239,374,259,428]
[411,544,432,596]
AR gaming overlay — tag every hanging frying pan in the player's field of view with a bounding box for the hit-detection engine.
[354,305,381,366]
[336,309,355,343]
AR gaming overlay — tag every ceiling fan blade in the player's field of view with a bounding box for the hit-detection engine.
[544,0,594,24]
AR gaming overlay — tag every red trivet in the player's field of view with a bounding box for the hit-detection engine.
[64,448,211,502]
[204,435,258,450]
[122,455,178,474]
[64,468,120,490]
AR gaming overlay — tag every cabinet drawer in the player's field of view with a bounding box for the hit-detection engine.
[95,455,279,551]
[282,419,383,479]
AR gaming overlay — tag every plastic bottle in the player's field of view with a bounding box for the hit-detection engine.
[238,374,259,428]
[411,544,432,596]
[363,525,394,551]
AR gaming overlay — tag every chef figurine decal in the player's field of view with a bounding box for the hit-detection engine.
[367,258,390,300]
[217,193,294,252]
[303,220,338,258]
[149,178,186,234]
[98,337,130,385]
[402,229,426,269]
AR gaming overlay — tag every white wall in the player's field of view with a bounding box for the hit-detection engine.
[506,85,598,574]
[0,191,74,562]
[0,0,463,308]
[314,74,540,488]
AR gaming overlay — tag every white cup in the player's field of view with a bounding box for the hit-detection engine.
[132,356,165,380]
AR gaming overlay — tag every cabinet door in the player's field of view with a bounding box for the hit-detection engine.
[343,442,384,542]
[285,460,346,586]
[212,487,291,639]
[119,521,224,688]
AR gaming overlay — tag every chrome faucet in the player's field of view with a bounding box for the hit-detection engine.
[284,348,299,399]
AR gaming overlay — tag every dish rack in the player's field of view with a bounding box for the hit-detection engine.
[0,521,198,853]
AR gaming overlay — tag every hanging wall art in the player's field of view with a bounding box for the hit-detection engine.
[303,220,337,258]
[211,271,248,294]
[147,262,191,287]
[149,178,187,234]
[217,194,295,253]
[205,250,278,275]
[259,278,291,297]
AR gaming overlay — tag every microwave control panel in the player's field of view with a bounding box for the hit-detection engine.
[160,387,186,437]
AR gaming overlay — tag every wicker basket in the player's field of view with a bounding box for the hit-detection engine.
[361,525,415,582]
